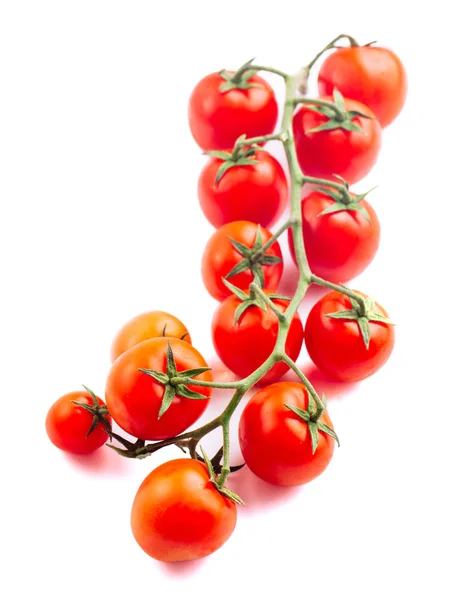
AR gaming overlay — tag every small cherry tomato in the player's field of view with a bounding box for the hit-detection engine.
[202,221,283,301]
[288,190,380,282]
[318,45,407,128]
[239,382,335,486]
[110,310,191,363]
[305,291,395,382]
[188,71,278,150]
[131,459,237,562]
[46,390,111,455]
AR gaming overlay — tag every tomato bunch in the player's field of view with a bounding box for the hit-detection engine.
[46,38,405,564]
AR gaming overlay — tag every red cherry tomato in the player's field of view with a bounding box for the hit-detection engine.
[293,97,381,184]
[288,190,380,282]
[318,46,407,128]
[239,382,335,486]
[212,292,303,384]
[198,150,287,228]
[46,391,110,455]
[202,221,283,301]
[305,291,395,382]
[105,338,212,440]
[188,72,278,150]
[131,459,237,562]
[110,311,191,363]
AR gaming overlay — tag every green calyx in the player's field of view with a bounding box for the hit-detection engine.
[306,89,371,133]
[315,180,376,224]
[285,392,339,454]
[222,278,289,324]
[205,137,263,185]
[326,295,394,350]
[200,446,245,506]
[225,225,282,289]
[219,58,260,92]
[72,385,112,438]
[138,341,211,418]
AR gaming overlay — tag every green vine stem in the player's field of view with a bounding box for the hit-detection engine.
[107,37,374,494]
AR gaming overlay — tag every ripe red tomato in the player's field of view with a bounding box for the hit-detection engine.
[198,150,287,228]
[188,72,278,150]
[212,293,303,384]
[45,391,111,454]
[105,338,212,440]
[110,310,191,363]
[239,382,335,486]
[305,291,395,382]
[293,97,381,184]
[288,190,380,282]
[131,459,237,562]
[202,221,283,301]
[318,46,407,128]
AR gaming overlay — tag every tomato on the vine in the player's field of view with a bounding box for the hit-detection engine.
[202,221,283,301]
[131,459,237,562]
[293,95,381,184]
[318,46,407,128]
[198,149,287,228]
[212,291,303,384]
[239,382,336,486]
[305,291,395,382]
[46,390,111,455]
[188,71,278,150]
[110,310,191,363]
[105,338,212,440]
[288,189,380,282]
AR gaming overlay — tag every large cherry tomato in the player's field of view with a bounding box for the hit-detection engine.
[198,150,287,228]
[288,190,380,282]
[305,291,395,382]
[202,221,283,300]
[212,292,303,384]
[105,338,212,440]
[318,46,407,128]
[239,382,335,486]
[110,310,191,363]
[293,97,381,184]
[46,390,111,454]
[131,459,237,562]
[188,71,278,150]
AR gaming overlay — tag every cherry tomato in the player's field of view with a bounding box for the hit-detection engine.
[212,293,303,384]
[198,150,287,228]
[293,97,381,184]
[202,221,283,301]
[188,72,278,150]
[110,310,191,363]
[239,382,335,486]
[305,291,395,382]
[318,46,407,128]
[45,391,111,454]
[288,190,380,282]
[105,338,212,440]
[131,459,237,562]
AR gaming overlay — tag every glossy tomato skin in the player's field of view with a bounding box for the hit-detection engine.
[288,191,380,282]
[318,46,407,128]
[105,338,212,440]
[202,221,283,300]
[293,97,381,184]
[305,291,395,382]
[239,382,335,486]
[198,151,287,228]
[45,391,110,454]
[212,293,303,384]
[110,311,192,362]
[188,72,278,151]
[131,459,237,562]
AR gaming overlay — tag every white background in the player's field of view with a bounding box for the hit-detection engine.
[1,1,464,599]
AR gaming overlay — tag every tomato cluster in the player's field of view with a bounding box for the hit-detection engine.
[46,39,405,565]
